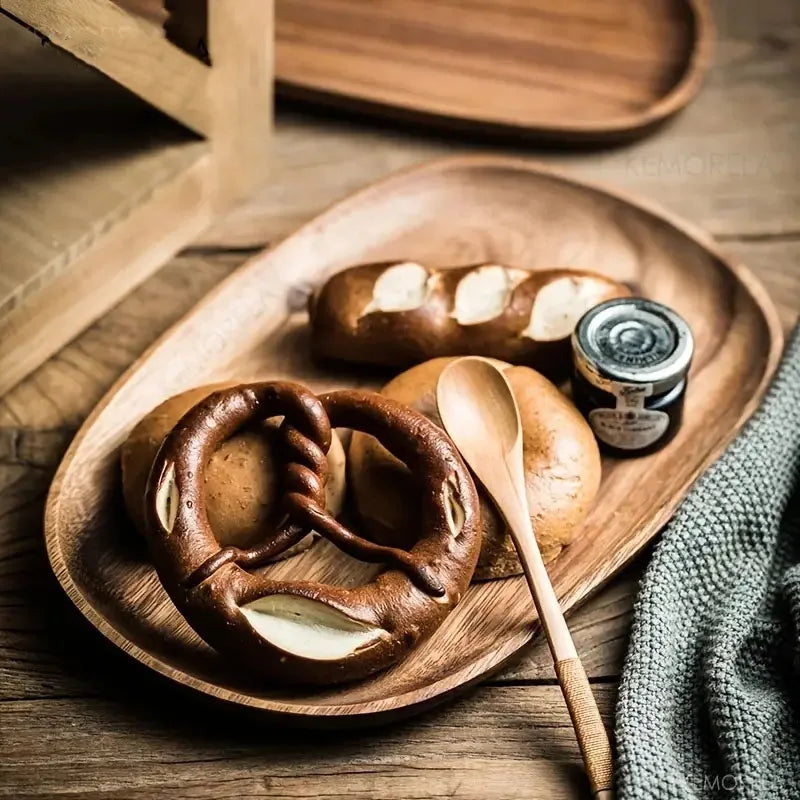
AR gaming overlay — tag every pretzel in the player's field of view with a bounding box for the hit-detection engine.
[143,382,482,685]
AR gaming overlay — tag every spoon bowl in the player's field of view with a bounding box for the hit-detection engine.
[435,357,524,498]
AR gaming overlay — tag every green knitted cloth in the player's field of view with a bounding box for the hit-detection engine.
[616,326,800,799]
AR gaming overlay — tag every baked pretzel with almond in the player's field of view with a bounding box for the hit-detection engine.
[143,382,482,685]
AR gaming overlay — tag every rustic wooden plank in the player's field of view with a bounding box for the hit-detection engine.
[2,0,209,135]
[0,4,275,397]
[207,0,274,208]
[194,0,799,248]
[0,154,214,397]
[0,16,207,321]
[0,685,615,799]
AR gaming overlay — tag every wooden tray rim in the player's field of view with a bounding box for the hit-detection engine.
[43,154,784,723]
[275,0,715,141]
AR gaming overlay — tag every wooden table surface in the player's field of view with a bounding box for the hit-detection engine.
[2,1,799,798]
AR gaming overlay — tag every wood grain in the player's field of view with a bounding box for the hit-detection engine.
[149,0,711,140]
[0,1,274,395]
[0,15,208,333]
[1,685,616,799]
[0,153,214,397]
[2,240,792,458]
[728,239,800,333]
[0,15,212,397]
[43,157,781,724]
[280,0,712,140]
[1,0,798,791]
[191,0,799,249]
[1,0,210,135]
[0,231,796,793]
[207,0,274,208]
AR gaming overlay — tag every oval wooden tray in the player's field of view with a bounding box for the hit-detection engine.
[45,156,781,725]
[273,0,713,141]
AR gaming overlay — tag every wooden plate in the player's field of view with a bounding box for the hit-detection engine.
[127,0,713,141]
[45,156,781,725]
[273,0,714,141]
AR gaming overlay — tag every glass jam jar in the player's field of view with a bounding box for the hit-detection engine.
[570,298,694,457]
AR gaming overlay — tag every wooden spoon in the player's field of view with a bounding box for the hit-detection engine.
[437,357,614,800]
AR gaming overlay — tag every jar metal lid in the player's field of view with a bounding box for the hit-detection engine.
[572,297,694,395]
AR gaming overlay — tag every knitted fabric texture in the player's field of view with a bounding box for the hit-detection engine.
[616,325,800,799]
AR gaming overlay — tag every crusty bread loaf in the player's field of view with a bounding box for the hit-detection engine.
[121,384,346,559]
[348,358,601,579]
[310,262,630,375]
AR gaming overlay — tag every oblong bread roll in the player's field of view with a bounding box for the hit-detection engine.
[348,358,601,579]
[121,383,346,559]
[310,262,630,374]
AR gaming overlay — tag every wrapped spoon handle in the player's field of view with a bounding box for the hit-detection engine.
[555,657,615,798]
[507,503,615,800]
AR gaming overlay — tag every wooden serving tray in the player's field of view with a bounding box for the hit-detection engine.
[124,0,713,141]
[45,156,781,725]
[273,0,713,140]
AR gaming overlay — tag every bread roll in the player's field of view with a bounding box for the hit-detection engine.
[122,384,346,558]
[310,262,630,375]
[348,358,601,578]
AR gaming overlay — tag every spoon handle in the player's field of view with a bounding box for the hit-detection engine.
[555,657,615,799]
[505,501,615,799]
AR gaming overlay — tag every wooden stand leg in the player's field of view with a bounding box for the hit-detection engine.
[207,0,274,211]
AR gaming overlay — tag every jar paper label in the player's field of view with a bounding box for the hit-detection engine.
[589,408,670,450]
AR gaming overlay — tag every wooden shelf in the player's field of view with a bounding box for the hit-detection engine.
[2,0,209,135]
[0,15,212,393]
[0,1,273,395]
